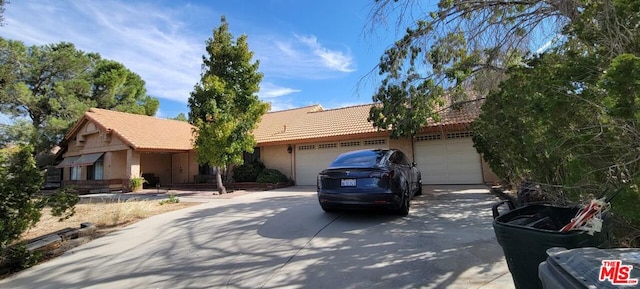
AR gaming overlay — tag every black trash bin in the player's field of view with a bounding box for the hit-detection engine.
[539,247,640,289]
[492,202,612,289]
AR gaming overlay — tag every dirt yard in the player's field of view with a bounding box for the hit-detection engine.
[20,199,200,242]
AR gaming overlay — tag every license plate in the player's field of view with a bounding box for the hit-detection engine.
[341,179,356,187]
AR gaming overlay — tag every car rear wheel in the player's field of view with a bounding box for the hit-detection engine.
[321,205,336,213]
[396,182,410,216]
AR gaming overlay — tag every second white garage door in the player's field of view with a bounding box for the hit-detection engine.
[414,131,483,184]
[295,138,389,186]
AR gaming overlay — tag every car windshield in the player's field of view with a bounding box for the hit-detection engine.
[329,150,387,168]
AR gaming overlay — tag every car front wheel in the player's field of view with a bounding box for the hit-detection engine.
[415,183,423,196]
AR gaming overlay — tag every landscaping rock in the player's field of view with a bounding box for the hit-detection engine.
[26,234,62,252]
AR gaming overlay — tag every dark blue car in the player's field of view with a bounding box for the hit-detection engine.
[317,149,422,215]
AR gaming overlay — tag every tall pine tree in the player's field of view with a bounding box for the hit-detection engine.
[188,16,269,194]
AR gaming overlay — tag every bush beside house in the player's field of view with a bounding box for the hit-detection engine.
[224,164,291,190]
[232,161,265,182]
[256,169,289,184]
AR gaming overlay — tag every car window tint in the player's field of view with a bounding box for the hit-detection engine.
[330,150,386,168]
[389,152,399,164]
[398,152,410,166]
[389,151,410,166]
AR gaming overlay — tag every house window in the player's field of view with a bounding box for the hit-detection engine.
[87,158,104,180]
[298,144,315,150]
[340,141,361,147]
[446,131,473,139]
[363,139,386,146]
[415,134,442,142]
[70,166,81,181]
[199,164,217,175]
[318,143,337,149]
[243,147,261,164]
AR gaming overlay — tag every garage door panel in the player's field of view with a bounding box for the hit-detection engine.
[294,147,328,187]
[414,136,482,184]
[424,173,448,184]
[294,138,389,186]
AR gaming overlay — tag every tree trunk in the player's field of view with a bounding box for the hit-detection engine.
[216,167,226,194]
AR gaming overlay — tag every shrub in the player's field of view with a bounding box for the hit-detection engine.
[0,146,43,252]
[256,169,288,183]
[232,161,265,182]
[0,244,42,275]
[159,194,180,205]
[0,145,77,269]
[129,177,146,190]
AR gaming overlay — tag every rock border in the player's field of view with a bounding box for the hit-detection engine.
[25,222,97,256]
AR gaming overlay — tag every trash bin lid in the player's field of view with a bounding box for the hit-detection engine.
[545,247,640,288]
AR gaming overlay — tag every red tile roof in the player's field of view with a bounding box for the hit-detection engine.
[254,104,378,144]
[64,102,480,150]
[71,108,195,151]
[253,102,480,144]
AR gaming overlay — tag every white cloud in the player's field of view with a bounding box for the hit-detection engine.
[1,1,204,104]
[535,39,554,54]
[295,34,355,73]
[252,33,356,79]
[257,82,299,112]
[0,1,357,107]
[324,100,370,110]
[259,82,301,98]
[267,101,296,112]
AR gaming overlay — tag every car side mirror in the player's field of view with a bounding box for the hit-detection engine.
[412,162,417,167]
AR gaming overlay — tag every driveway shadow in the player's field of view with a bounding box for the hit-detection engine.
[0,186,510,289]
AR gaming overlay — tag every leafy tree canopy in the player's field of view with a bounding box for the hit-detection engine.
[368,0,639,198]
[170,113,188,122]
[188,16,269,194]
[464,0,639,231]
[367,0,585,138]
[0,38,158,157]
[0,0,6,26]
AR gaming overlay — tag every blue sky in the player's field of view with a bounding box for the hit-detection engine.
[0,0,398,119]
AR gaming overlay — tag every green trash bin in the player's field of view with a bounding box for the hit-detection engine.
[492,202,612,289]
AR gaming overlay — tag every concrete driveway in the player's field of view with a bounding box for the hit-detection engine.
[1,185,515,289]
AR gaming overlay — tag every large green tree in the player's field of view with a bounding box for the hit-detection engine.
[188,16,269,194]
[0,38,158,158]
[366,0,580,138]
[367,1,640,220]
[467,1,638,228]
[472,0,640,185]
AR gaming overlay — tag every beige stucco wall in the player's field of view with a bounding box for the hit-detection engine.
[62,120,130,181]
[106,150,128,180]
[61,119,199,186]
[66,121,128,155]
[127,149,141,178]
[260,144,293,179]
[389,137,414,162]
[140,153,172,186]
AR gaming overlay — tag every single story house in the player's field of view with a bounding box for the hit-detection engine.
[252,103,498,186]
[55,108,198,192]
[54,104,498,192]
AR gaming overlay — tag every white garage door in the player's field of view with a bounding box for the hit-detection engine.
[295,138,389,186]
[414,131,482,184]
